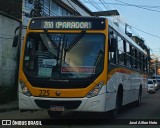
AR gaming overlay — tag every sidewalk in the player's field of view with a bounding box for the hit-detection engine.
[0,100,18,113]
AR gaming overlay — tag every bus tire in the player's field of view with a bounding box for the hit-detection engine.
[110,88,123,118]
[135,88,142,107]
[110,95,120,118]
[47,110,62,118]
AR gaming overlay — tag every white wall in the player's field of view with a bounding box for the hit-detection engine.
[0,14,20,87]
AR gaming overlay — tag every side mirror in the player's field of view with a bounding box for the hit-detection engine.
[109,38,117,52]
[12,35,19,47]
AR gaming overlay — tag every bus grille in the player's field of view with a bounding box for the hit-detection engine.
[27,78,93,89]
[30,81,90,88]
[34,100,82,109]
[24,71,97,89]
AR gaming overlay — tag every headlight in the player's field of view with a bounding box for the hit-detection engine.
[19,80,32,96]
[86,82,103,98]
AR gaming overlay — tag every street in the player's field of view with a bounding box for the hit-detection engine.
[1,91,160,128]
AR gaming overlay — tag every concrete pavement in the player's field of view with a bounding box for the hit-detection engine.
[0,100,18,113]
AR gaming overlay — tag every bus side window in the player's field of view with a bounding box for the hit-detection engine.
[117,36,125,66]
[109,38,117,52]
[126,42,131,68]
[108,38,117,64]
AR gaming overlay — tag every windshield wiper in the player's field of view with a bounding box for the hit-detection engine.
[43,30,58,49]
[65,30,86,52]
[42,30,60,60]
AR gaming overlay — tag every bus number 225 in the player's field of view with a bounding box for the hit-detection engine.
[39,90,50,96]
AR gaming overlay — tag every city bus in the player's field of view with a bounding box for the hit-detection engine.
[18,16,148,118]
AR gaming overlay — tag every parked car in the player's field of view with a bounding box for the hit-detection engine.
[153,79,159,91]
[155,79,160,89]
[148,79,156,93]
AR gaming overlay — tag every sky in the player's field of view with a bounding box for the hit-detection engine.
[80,0,160,59]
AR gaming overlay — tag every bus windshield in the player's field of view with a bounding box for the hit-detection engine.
[23,32,105,79]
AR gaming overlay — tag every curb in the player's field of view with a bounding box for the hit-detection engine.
[0,107,19,113]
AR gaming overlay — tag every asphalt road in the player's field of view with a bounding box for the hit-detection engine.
[1,90,160,128]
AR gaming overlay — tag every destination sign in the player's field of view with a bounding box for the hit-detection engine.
[41,21,92,29]
[29,17,106,30]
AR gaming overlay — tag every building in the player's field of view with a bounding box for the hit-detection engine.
[0,13,20,88]
[21,0,92,43]
[0,0,22,102]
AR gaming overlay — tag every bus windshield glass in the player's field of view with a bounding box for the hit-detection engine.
[23,32,105,79]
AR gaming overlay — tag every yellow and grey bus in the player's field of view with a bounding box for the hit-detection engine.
[18,16,148,118]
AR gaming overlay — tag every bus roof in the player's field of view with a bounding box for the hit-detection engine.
[30,16,106,20]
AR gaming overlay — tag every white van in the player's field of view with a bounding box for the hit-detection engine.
[147,79,157,93]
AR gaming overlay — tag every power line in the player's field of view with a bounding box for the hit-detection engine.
[101,0,111,10]
[86,0,102,11]
[92,0,103,11]
[82,0,160,9]
[99,0,110,11]
[114,0,160,13]
[100,0,121,19]
[67,0,80,15]
[99,0,160,39]
[99,0,119,25]
[81,0,160,40]
[99,2,160,9]
[129,25,160,39]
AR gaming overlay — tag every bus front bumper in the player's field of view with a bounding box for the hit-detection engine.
[19,92,106,112]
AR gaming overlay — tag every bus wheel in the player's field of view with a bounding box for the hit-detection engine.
[110,95,120,118]
[47,111,62,118]
[135,89,142,107]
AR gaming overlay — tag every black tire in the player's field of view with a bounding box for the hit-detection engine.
[47,111,62,118]
[135,90,142,107]
[110,95,120,118]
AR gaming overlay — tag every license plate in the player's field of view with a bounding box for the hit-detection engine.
[49,106,64,111]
